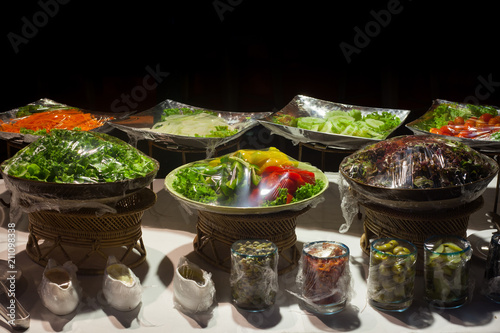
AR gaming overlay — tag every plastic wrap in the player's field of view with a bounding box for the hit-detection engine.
[230,240,278,311]
[109,99,271,157]
[406,99,500,150]
[0,129,159,222]
[173,257,216,313]
[38,259,82,316]
[258,95,410,150]
[289,241,351,314]
[367,238,417,312]
[0,98,122,145]
[102,256,143,311]
[424,235,472,308]
[164,147,328,215]
[483,233,500,303]
[339,135,498,216]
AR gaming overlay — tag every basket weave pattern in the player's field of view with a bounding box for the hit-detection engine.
[26,188,157,274]
[194,208,309,275]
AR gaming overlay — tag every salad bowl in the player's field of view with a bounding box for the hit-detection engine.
[259,95,411,150]
[109,99,271,153]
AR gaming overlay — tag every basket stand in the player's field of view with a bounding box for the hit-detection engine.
[25,188,157,275]
[359,196,484,256]
[193,208,309,275]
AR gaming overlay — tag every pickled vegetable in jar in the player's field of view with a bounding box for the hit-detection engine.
[301,241,350,314]
[367,238,417,312]
[424,235,472,308]
[230,240,278,312]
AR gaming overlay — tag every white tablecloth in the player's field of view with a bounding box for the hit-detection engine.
[1,174,500,333]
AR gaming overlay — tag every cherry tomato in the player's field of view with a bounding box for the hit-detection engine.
[480,113,494,123]
[429,128,441,134]
[440,125,452,135]
[464,119,476,130]
[476,119,488,128]
[457,130,472,138]
[454,116,465,125]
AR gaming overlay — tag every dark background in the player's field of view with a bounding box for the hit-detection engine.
[2,1,500,175]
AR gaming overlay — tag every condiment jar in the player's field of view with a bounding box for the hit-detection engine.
[102,256,142,311]
[38,259,82,315]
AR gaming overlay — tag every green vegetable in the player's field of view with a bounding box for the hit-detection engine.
[291,180,325,203]
[416,103,498,130]
[152,112,238,138]
[276,110,401,139]
[1,129,156,183]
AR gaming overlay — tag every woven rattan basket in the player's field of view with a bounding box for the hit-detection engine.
[26,188,157,274]
[194,207,309,275]
[359,196,484,257]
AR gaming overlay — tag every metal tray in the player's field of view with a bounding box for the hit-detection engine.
[258,95,411,150]
[0,98,122,145]
[406,99,500,152]
[109,99,271,152]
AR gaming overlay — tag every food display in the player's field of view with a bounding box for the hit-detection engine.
[406,99,500,149]
[148,107,238,137]
[368,238,416,312]
[483,233,500,303]
[165,147,328,214]
[259,95,410,150]
[299,241,350,314]
[110,99,269,153]
[339,135,498,209]
[230,240,278,311]
[0,98,118,145]
[0,129,159,201]
[424,235,472,308]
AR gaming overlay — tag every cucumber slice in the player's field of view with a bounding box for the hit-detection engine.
[366,118,384,128]
[297,117,325,131]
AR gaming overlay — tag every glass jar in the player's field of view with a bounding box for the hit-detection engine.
[483,232,500,303]
[424,235,472,308]
[367,238,417,312]
[230,239,278,312]
[300,241,350,314]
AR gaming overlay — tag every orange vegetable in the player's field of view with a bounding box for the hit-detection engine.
[0,109,112,133]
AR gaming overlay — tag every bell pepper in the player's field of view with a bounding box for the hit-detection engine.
[232,147,298,174]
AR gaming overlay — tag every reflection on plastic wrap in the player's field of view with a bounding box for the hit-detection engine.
[164,147,328,215]
[173,257,216,314]
[0,129,158,223]
[0,98,122,145]
[367,238,417,312]
[259,95,411,150]
[424,235,472,309]
[339,135,498,213]
[290,241,351,315]
[109,99,271,157]
[483,233,500,303]
[230,240,278,312]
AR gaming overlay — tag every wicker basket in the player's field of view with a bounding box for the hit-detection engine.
[194,207,309,275]
[359,196,484,256]
[26,188,157,274]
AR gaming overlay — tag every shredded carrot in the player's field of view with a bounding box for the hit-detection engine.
[0,109,113,133]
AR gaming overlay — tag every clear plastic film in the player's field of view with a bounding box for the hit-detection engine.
[424,235,472,308]
[289,241,352,314]
[164,147,328,215]
[109,98,270,158]
[0,129,159,222]
[173,256,216,314]
[102,256,143,311]
[483,233,500,303]
[367,238,417,311]
[230,240,278,311]
[0,98,120,146]
[339,135,498,215]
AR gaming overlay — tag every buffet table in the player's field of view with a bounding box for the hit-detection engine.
[1,174,500,333]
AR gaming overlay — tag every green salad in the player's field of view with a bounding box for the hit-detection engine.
[1,129,157,183]
[272,109,401,139]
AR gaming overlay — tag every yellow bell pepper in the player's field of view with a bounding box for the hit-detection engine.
[232,147,297,174]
